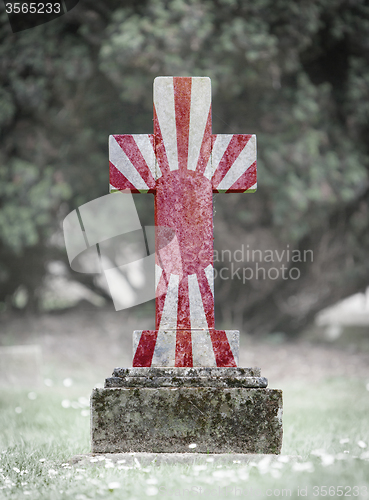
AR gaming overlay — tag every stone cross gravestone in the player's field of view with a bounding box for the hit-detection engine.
[91,77,283,454]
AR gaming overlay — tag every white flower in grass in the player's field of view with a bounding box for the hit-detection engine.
[48,469,57,476]
[81,410,89,417]
[188,443,197,449]
[146,478,158,485]
[89,458,99,463]
[339,438,349,444]
[358,440,367,449]
[44,379,53,387]
[193,465,207,471]
[105,462,114,468]
[321,455,335,467]
[292,462,314,473]
[24,491,30,495]
[27,392,37,400]
[117,459,126,464]
[21,482,27,486]
[108,482,121,491]
[13,467,20,473]
[360,451,369,460]
[63,378,73,387]
[39,459,46,463]
[238,469,249,481]
[212,469,236,479]
[206,457,214,463]
[277,455,290,463]
[270,468,282,479]
[257,456,272,474]
[15,407,22,414]
[146,486,158,496]
[61,400,70,409]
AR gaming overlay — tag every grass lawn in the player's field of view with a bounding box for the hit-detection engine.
[0,377,368,499]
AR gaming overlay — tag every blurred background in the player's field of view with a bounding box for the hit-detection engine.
[1,0,369,385]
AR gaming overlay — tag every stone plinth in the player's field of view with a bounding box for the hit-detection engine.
[91,368,283,454]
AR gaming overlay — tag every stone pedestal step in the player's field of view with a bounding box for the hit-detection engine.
[107,366,266,388]
[112,367,261,377]
[105,375,268,388]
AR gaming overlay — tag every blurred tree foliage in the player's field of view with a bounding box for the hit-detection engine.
[0,0,368,333]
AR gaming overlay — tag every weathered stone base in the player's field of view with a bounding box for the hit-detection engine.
[91,368,283,454]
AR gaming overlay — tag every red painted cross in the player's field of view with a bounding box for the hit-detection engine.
[109,77,256,367]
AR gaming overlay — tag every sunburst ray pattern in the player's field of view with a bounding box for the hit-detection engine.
[109,77,256,367]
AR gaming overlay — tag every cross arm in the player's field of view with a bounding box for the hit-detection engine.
[109,134,157,193]
[209,134,257,193]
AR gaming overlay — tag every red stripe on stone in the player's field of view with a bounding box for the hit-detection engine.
[113,134,156,190]
[212,135,252,189]
[173,77,191,172]
[153,105,171,177]
[175,330,193,367]
[109,161,140,193]
[175,277,193,366]
[196,107,212,175]
[132,330,157,367]
[197,269,215,329]
[210,330,237,367]
[225,161,257,193]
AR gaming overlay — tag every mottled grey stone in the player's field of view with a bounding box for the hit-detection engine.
[91,385,283,454]
[105,376,268,388]
[113,367,261,377]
